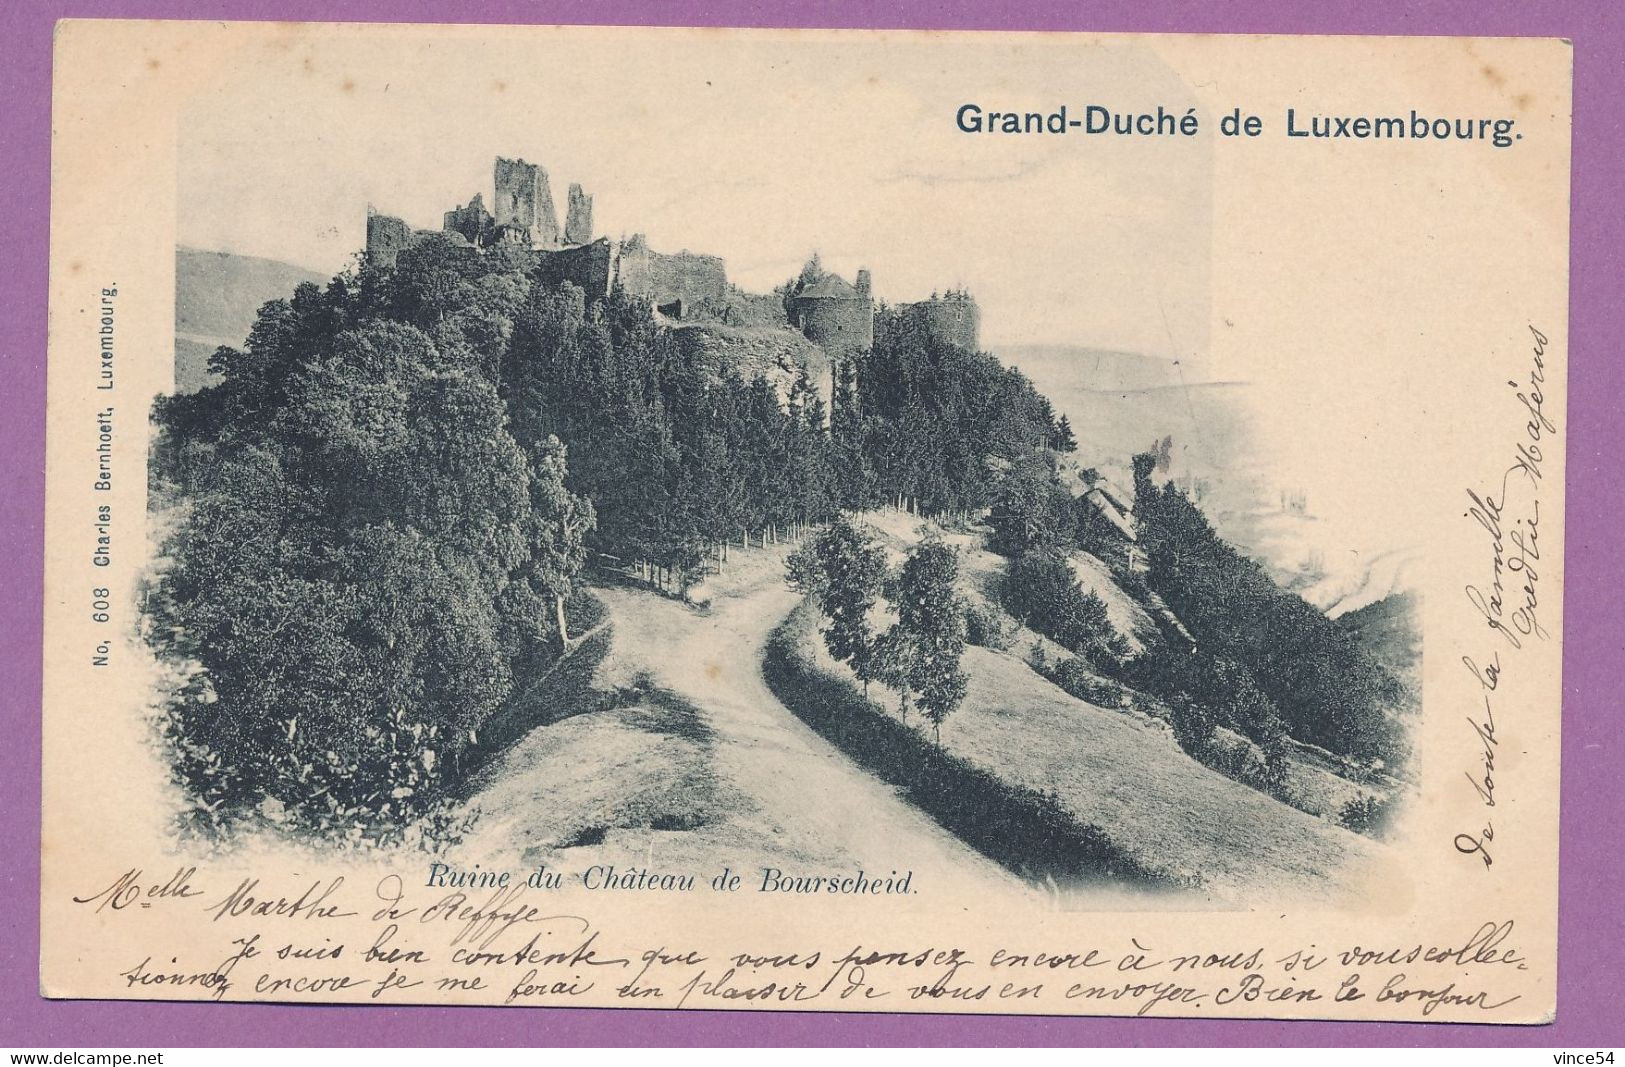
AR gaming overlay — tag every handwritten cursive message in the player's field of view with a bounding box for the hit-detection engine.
[1457,324,1556,870]
[65,865,1535,1020]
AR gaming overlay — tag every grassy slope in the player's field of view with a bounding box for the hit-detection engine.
[792,599,1380,905]
[845,510,1385,904]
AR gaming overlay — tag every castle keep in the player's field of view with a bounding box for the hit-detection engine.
[792,269,874,356]
[494,156,560,247]
[366,155,980,356]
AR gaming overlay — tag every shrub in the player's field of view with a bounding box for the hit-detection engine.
[159,698,475,852]
[1050,657,1127,709]
[784,538,825,595]
[1339,793,1394,838]
[1003,550,1119,663]
[963,601,1016,651]
[1168,697,1218,755]
[1256,739,1293,797]
[1202,657,1289,748]
[1115,568,1153,602]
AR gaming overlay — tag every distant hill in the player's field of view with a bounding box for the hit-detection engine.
[994,345,1242,467]
[1337,591,1422,691]
[174,246,326,393]
[998,345,1219,394]
[995,344,1255,513]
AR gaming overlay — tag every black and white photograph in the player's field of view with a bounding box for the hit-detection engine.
[157,140,1417,905]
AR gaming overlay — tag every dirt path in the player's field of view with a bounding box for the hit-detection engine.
[586,554,1025,900]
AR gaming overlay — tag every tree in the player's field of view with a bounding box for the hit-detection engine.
[856,308,1061,516]
[153,331,534,837]
[1054,413,1078,453]
[987,454,1075,557]
[524,435,596,650]
[829,358,873,509]
[796,517,887,695]
[149,268,574,846]
[883,537,968,742]
[873,624,922,721]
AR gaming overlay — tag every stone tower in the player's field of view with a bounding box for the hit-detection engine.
[565,184,594,245]
[492,157,561,248]
[902,290,981,351]
[792,267,874,356]
[365,209,413,268]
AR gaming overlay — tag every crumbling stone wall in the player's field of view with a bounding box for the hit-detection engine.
[617,234,727,310]
[443,194,493,247]
[533,237,614,300]
[719,290,788,328]
[565,184,594,245]
[363,158,810,329]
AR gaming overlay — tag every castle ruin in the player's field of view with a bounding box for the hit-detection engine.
[369,156,609,295]
[373,157,585,263]
[365,155,980,358]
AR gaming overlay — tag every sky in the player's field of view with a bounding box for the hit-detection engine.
[177,28,1211,356]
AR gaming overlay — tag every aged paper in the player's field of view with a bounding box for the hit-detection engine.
[43,21,1570,1020]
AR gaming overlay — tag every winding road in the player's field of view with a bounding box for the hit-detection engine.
[586,557,1024,899]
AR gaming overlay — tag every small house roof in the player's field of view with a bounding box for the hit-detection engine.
[796,274,861,300]
[1092,483,1131,515]
[1084,487,1137,541]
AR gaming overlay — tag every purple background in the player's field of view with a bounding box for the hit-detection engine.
[3,0,1621,1048]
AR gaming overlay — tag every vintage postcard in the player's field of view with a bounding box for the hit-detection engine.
[42,21,1570,1021]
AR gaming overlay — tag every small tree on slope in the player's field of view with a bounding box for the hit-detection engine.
[790,516,888,697]
[886,536,968,743]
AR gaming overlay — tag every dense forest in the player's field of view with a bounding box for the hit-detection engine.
[148,236,1063,845]
[1129,454,1407,767]
[983,448,1408,780]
